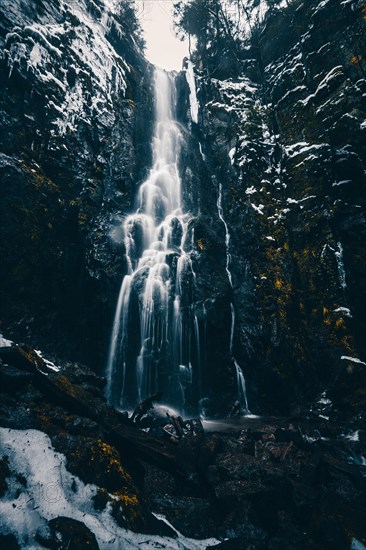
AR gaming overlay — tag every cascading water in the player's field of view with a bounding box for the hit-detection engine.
[106,68,199,412]
[217,183,249,413]
[106,67,249,416]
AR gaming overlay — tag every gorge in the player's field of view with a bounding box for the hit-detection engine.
[1,0,366,548]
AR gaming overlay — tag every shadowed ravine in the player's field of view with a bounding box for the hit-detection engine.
[1,0,366,547]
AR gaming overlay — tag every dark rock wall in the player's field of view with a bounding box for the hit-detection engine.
[0,0,153,368]
[192,0,366,414]
[1,0,365,416]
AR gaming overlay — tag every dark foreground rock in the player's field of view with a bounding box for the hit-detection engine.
[1,344,365,549]
[143,414,366,549]
[36,517,99,550]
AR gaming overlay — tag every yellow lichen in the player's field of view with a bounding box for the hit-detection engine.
[335,318,346,330]
[351,55,362,64]
[197,238,204,250]
[274,278,284,290]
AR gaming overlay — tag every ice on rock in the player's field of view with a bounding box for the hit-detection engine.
[0,333,14,347]
[0,429,219,549]
[35,350,60,372]
[333,307,352,318]
[4,0,129,137]
[185,60,199,124]
[341,356,366,367]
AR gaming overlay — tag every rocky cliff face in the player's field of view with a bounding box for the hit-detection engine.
[0,0,153,368]
[1,0,365,417]
[188,0,366,414]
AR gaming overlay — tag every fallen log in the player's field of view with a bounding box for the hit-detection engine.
[0,346,197,478]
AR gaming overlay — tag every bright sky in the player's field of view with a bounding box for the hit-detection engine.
[136,0,189,71]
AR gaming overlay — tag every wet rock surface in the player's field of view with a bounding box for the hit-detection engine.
[144,415,366,548]
[0,0,153,370]
[0,0,366,546]
[189,0,366,415]
[0,342,365,548]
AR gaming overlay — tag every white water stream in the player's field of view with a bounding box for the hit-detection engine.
[217,183,249,413]
[106,67,249,415]
[106,69,197,411]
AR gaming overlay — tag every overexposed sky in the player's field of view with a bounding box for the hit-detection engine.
[137,0,189,71]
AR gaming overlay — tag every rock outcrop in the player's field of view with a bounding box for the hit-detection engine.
[0,0,153,368]
[186,0,366,415]
[1,340,365,548]
[1,0,365,416]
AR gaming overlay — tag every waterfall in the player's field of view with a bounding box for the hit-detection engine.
[106,68,249,416]
[217,183,249,414]
[106,68,198,412]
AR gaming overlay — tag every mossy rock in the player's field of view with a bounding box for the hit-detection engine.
[51,435,144,531]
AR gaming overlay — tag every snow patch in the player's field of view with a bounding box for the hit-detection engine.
[312,0,331,16]
[341,356,366,367]
[344,431,360,442]
[332,180,352,187]
[285,142,328,159]
[34,351,60,372]
[5,0,129,137]
[301,66,344,107]
[250,203,265,215]
[185,60,199,124]
[333,307,352,318]
[0,333,14,347]
[0,429,220,549]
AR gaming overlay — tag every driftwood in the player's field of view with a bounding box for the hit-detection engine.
[0,346,197,478]
[131,392,163,424]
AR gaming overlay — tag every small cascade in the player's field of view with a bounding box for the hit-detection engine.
[335,241,347,289]
[106,68,250,416]
[106,68,199,413]
[230,304,249,412]
[217,183,233,287]
[217,184,249,413]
